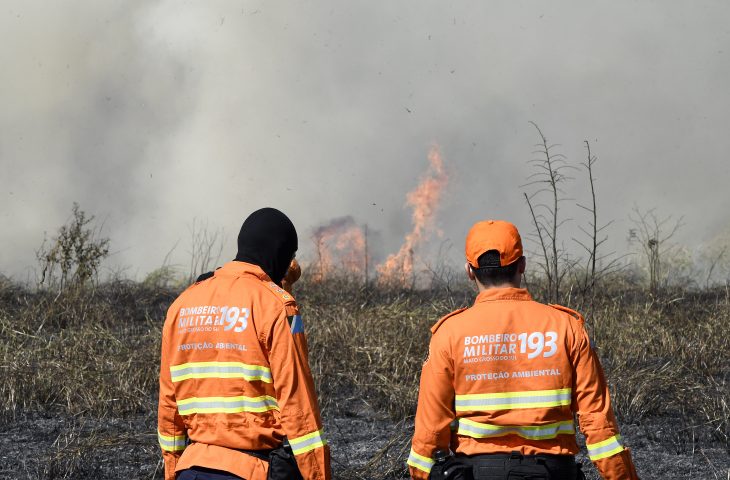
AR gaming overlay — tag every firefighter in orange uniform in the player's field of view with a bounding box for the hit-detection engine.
[408,220,639,480]
[158,208,331,480]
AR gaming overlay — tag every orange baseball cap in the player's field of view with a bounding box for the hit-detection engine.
[465,220,523,268]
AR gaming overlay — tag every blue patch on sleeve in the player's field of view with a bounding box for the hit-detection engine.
[288,314,304,334]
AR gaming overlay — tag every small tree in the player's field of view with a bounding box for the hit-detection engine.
[572,141,623,297]
[700,245,728,288]
[628,206,683,294]
[37,203,110,290]
[186,219,225,285]
[522,122,575,303]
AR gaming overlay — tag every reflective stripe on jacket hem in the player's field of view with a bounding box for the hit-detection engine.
[407,449,434,474]
[170,361,273,383]
[158,430,187,452]
[289,429,327,455]
[455,388,571,411]
[587,434,624,460]
[177,395,279,415]
[458,418,575,440]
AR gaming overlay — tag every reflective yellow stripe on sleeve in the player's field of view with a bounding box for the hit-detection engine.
[455,388,571,412]
[158,430,187,452]
[177,395,279,415]
[289,429,327,455]
[587,434,625,461]
[458,418,575,440]
[407,448,435,474]
[170,361,272,383]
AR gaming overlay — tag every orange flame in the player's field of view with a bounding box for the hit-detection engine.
[377,146,448,286]
[310,216,367,282]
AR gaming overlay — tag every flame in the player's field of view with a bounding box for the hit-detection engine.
[377,146,448,286]
[310,216,367,282]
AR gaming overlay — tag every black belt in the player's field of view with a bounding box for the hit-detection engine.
[456,451,581,480]
[461,451,577,466]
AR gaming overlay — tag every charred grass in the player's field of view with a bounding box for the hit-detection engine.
[0,276,728,479]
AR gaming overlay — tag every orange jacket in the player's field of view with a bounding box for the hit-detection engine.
[158,261,331,480]
[409,288,638,480]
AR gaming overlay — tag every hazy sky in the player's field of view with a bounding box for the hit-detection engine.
[2,1,729,281]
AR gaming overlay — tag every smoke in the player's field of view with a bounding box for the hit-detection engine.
[2,1,729,280]
[0,1,194,278]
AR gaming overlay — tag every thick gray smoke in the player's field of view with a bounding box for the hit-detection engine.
[2,1,729,281]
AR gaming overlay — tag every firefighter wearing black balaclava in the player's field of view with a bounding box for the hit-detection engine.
[158,208,331,480]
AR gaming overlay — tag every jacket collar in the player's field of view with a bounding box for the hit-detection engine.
[217,261,273,282]
[475,287,532,304]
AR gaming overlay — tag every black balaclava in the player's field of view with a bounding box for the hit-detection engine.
[234,208,298,285]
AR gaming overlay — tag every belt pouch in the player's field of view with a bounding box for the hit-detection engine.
[266,444,303,480]
[429,457,474,480]
[506,452,550,480]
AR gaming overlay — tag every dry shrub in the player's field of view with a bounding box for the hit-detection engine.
[36,202,110,291]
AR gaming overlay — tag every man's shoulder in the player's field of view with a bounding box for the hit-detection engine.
[546,303,585,324]
[513,296,585,324]
[430,307,469,334]
[172,280,206,302]
[170,271,294,308]
[261,281,296,306]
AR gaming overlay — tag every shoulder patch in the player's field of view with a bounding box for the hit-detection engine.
[548,303,585,324]
[287,314,304,334]
[264,281,295,304]
[431,307,468,334]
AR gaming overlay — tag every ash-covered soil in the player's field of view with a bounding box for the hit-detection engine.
[1,398,727,479]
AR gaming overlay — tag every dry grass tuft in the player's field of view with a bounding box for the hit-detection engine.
[0,281,174,422]
[586,287,730,449]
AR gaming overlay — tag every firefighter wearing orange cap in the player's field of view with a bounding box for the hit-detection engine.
[408,220,639,480]
[158,208,331,480]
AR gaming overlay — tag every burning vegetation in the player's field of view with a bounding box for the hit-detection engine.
[377,146,448,286]
[311,216,368,283]
[309,146,449,288]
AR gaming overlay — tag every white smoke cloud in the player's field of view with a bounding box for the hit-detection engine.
[2,1,729,280]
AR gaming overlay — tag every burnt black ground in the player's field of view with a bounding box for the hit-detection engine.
[1,398,727,479]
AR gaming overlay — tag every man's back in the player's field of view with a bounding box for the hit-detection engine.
[428,287,584,456]
[410,287,638,479]
[158,261,330,480]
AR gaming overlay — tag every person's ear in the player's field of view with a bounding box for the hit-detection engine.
[517,256,526,275]
[465,262,476,282]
